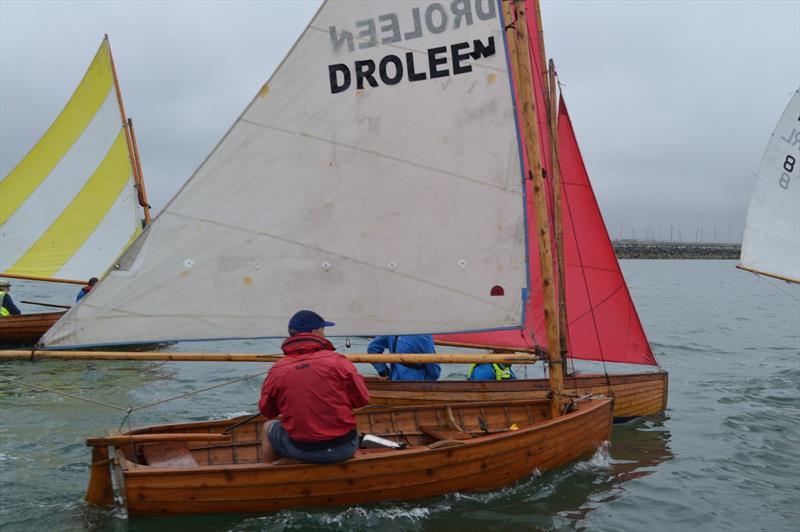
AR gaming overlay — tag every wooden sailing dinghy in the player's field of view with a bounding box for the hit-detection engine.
[738,88,800,284]
[60,0,614,516]
[0,311,63,346]
[0,36,150,345]
[86,397,613,517]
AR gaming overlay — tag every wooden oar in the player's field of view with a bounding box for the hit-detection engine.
[20,300,72,310]
[0,350,539,364]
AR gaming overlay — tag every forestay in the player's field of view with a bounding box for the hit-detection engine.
[0,38,143,282]
[739,89,800,284]
[42,0,529,347]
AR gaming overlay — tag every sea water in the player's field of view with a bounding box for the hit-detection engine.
[0,260,798,531]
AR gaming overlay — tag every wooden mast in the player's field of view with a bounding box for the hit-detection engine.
[504,0,564,417]
[533,0,569,373]
[547,60,568,371]
[126,118,151,225]
[105,34,151,226]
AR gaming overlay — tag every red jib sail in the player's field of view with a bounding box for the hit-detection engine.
[558,96,655,365]
[438,1,656,366]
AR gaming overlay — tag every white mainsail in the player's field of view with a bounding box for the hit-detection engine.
[1,37,145,283]
[42,0,530,347]
[739,89,800,284]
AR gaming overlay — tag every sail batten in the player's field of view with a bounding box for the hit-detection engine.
[739,89,800,284]
[1,38,143,283]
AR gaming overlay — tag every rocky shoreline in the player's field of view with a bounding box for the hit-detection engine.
[612,241,741,259]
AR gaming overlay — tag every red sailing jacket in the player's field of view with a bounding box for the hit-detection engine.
[258,333,369,442]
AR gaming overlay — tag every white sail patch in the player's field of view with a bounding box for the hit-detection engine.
[0,88,121,272]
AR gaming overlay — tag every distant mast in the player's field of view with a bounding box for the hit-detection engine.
[738,89,800,284]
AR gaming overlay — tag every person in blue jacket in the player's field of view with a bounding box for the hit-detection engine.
[467,363,517,381]
[368,335,440,381]
[76,277,98,302]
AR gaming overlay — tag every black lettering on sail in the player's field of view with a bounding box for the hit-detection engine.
[327,36,495,94]
[429,46,449,78]
[407,52,427,82]
[451,41,472,75]
[329,64,351,94]
[355,60,379,89]
[380,55,404,85]
[471,36,496,60]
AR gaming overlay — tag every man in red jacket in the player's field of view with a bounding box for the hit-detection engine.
[259,310,369,464]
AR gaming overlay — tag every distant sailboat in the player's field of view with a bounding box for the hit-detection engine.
[738,89,800,284]
[0,36,150,344]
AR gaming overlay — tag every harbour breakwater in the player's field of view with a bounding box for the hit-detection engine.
[612,241,741,259]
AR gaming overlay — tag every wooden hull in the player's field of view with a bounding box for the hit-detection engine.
[0,311,64,346]
[99,398,613,517]
[366,371,668,419]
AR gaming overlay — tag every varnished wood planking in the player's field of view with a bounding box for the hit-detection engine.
[0,311,63,344]
[106,399,612,516]
[367,372,667,418]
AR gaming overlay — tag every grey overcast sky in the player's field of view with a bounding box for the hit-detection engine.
[1,0,798,243]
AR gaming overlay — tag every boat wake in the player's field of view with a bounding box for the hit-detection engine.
[240,501,451,530]
[231,445,616,531]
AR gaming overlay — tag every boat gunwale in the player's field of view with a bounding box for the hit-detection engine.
[117,397,612,477]
[364,370,668,390]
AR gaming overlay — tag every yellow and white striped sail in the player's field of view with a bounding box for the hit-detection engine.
[0,38,143,282]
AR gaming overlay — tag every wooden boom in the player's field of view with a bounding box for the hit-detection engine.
[0,350,538,364]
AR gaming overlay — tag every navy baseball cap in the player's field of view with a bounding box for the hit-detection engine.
[288,310,335,334]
